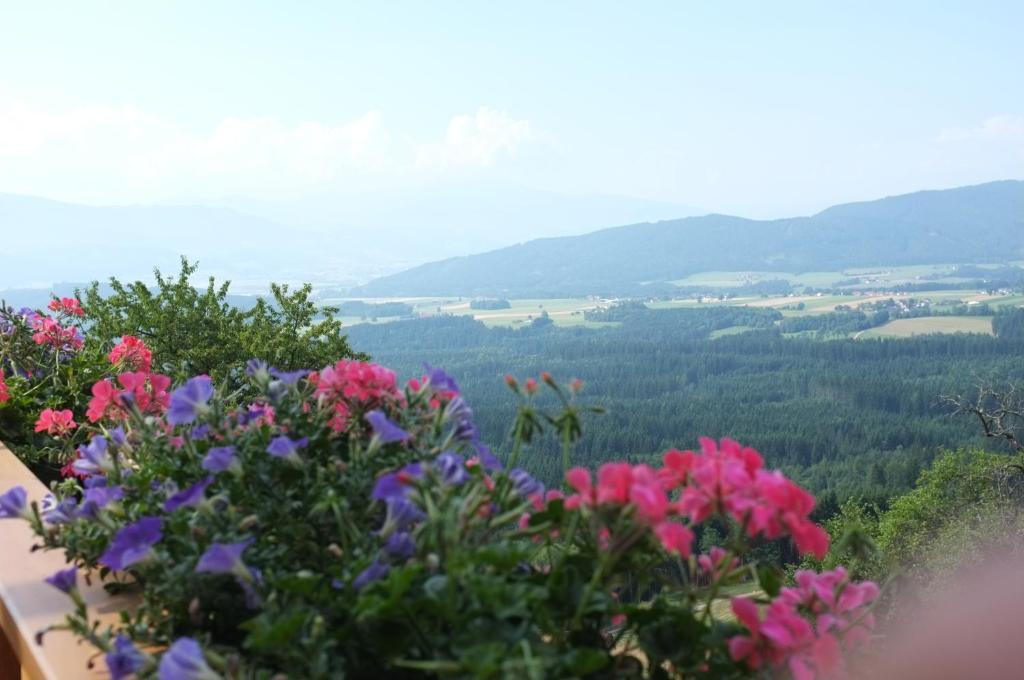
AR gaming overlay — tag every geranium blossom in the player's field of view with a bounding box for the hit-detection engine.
[108,335,153,372]
[0,370,9,403]
[34,408,77,436]
[311,359,402,432]
[729,567,879,680]
[30,315,83,351]
[48,297,84,317]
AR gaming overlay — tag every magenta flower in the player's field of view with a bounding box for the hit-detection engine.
[100,517,163,571]
[163,477,214,512]
[167,376,214,426]
[365,410,410,444]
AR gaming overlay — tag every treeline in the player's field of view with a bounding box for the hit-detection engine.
[348,306,1024,502]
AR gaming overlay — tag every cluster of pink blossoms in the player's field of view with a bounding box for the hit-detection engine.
[108,335,153,372]
[0,371,8,403]
[34,408,77,437]
[310,360,403,432]
[86,337,168,422]
[730,567,879,680]
[559,438,828,561]
[565,462,697,557]
[660,437,830,559]
[30,315,84,352]
[47,297,84,317]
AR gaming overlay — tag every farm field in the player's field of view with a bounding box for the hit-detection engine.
[325,296,614,328]
[667,262,1024,291]
[858,315,994,338]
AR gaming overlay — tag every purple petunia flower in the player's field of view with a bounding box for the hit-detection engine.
[163,476,214,512]
[266,435,308,461]
[424,363,460,394]
[0,486,28,519]
[100,517,163,571]
[167,376,214,426]
[435,451,468,486]
[73,435,113,476]
[202,446,238,473]
[270,367,310,386]
[106,634,147,680]
[384,531,416,560]
[473,441,503,471]
[365,410,411,444]
[448,398,478,442]
[77,485,125,520]
[195,538,254,577]
[371,463,423,501]
[44,566,77,594]
[108,426,127,448]
[380,497,426,537]
[510,468,544,498]
[41,494,78,525]
[190,424,211,441]
[157,637,219,680]
[196,538,261,608]
[245,359,269,379]
[353,561,390,591]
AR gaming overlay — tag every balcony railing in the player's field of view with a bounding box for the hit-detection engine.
[0,441,133,679]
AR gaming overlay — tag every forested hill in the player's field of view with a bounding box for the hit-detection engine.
[356,180,1024,297]
[348,308,1024,501]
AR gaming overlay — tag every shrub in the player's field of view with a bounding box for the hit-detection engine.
[81,257,364,387]
[1,353,878,678]
[0,260,362,472]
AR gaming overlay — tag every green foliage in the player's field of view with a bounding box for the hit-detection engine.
[993,307,1024,339]
[81,257,364,387]
[875,449,1024,583]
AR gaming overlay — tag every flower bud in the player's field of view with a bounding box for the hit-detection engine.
[326,543,344,558]
[239,515,259,531]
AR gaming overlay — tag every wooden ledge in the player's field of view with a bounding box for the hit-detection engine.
[0,442,133,679]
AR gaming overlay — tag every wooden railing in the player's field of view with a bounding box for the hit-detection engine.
[0,442,129,679]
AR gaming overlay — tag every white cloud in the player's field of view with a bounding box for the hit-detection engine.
[415,106,534,169]
[0,100,535,202]
[937,114,1024,143]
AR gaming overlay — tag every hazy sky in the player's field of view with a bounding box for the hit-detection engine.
[1,1,1022,218]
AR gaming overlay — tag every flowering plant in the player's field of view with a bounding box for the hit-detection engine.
[1,358,877,678]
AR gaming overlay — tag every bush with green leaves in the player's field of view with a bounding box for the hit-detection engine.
[1,351,879,679]
[0,259,361,473]
[81,257,364,387]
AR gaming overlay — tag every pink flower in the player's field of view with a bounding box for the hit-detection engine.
[34,408,77,436]
[698,546,740,581]
[87,379,118,422]
[30,316,84,351]
[729,569,879,679]
[108,336,153,372]
[0,371,9,403]
[48,297,84,317]
[653,521,694,557]
[311,360,402,432]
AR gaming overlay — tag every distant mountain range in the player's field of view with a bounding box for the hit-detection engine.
[355,180,1024,297]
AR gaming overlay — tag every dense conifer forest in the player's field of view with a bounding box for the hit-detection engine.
[348,306,1024,502]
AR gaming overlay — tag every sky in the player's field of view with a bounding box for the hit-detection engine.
[0,1,1022,222]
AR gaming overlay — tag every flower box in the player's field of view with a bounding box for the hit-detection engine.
[0,441,134,679]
